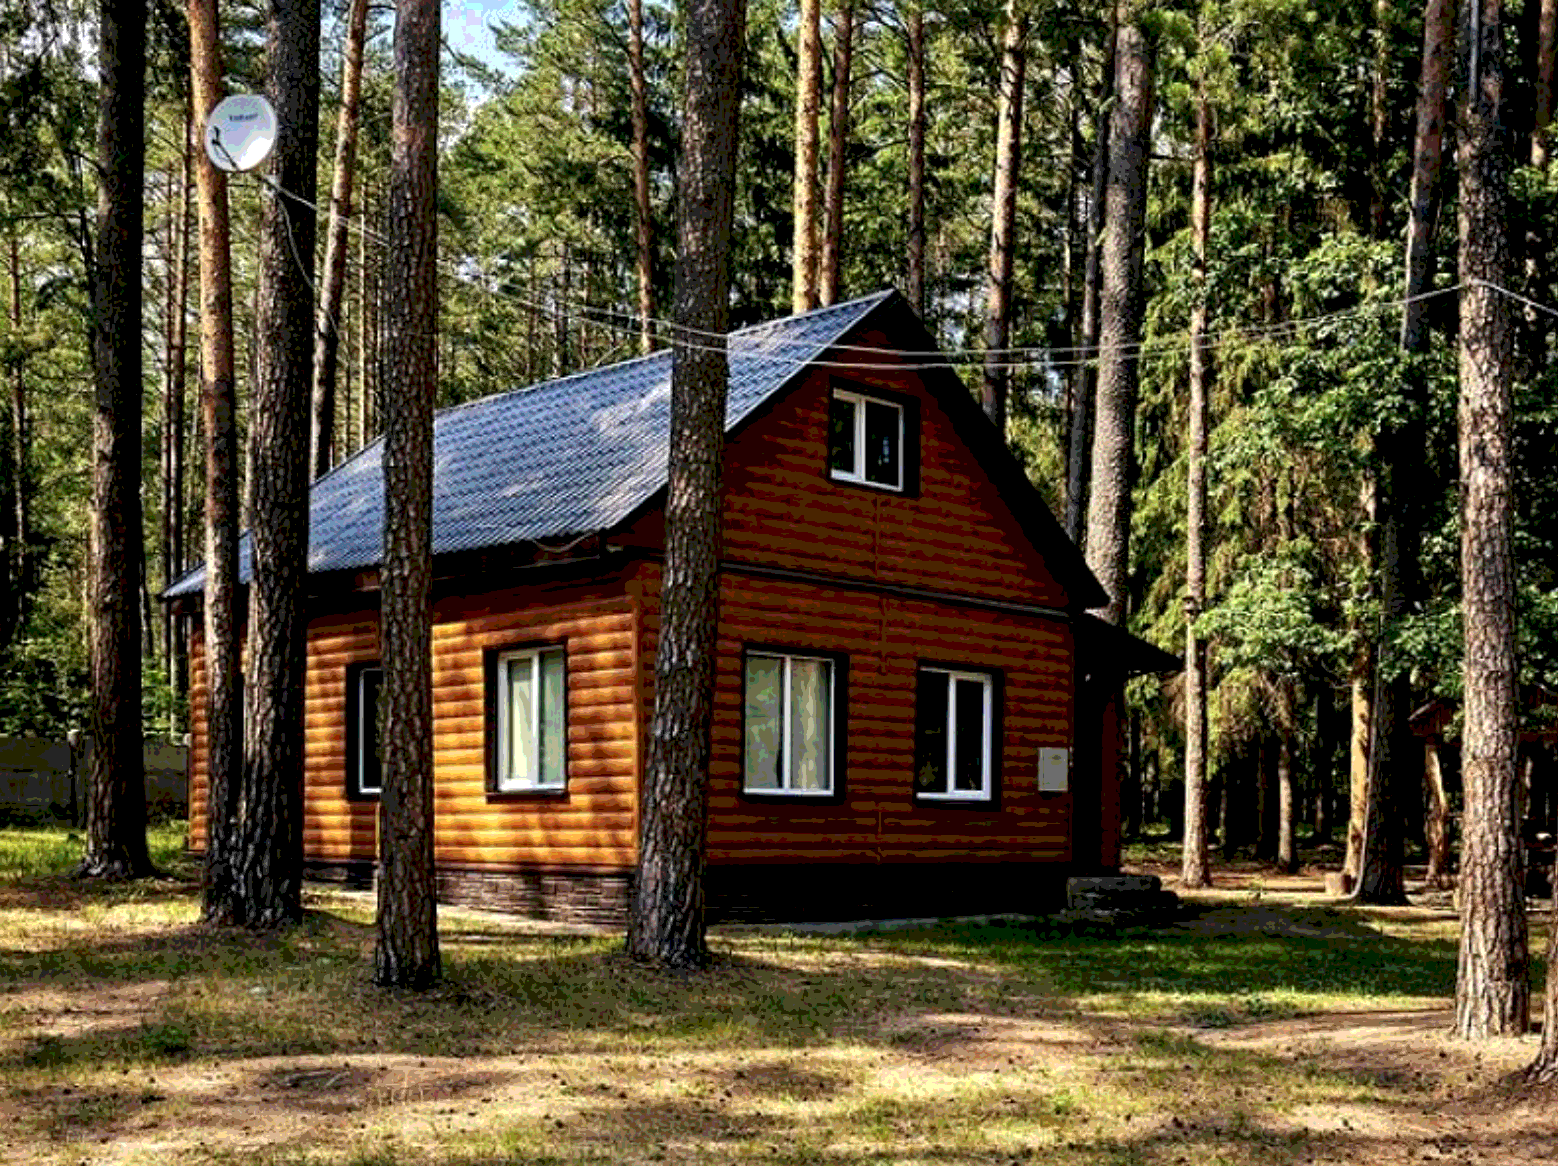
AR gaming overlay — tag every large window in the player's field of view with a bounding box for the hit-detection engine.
[743,650,839,796]
[492,645,567,793]
[830,388,906,491]
[345,663,382,800]
[915,665,995,802]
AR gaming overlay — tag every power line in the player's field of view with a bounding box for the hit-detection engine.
[167,129,1558,378]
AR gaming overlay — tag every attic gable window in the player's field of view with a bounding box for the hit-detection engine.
[830,388,905,491]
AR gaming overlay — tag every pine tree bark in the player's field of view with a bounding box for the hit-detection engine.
[981,0,1025,437]
[161,131,192,704]
[1534,0,1557,165]
[1181,84,1213,891]
[374,0,441,991]
[1343,661,1372,890]
[238,0,320,928]
[1454,0,1528,1040]
[1083,17,1151,625]
[791,0,821,312]
[629,0,655,353]
[626,0,744,969]
[311,0,370,480]
[1277,728,1297,874]
[1064,9,1116,546]
[82,0,151,881]
[1425,740,1453,888]
[904,6,926,316]
[6,231,27,643]
[189,0,243,924]
[820,2,855,307]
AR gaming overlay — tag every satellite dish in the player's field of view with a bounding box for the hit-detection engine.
[204,94,278,173]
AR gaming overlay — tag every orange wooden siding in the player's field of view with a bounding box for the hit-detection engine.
[632,561,1075,867]
[706,334,1070,608]
[189,579,640,873]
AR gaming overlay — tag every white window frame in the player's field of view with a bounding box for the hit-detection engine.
[743,650,837,796]
[352,664,383,798]
[916,666,994,801]
[494,645,567,793]
[829,389,905,491]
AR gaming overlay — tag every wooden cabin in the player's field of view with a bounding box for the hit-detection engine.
[167,291,1177,923]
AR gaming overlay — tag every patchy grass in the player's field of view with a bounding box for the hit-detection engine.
[0,823,1548,1166]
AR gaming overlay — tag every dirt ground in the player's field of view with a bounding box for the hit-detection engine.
[4,864,1558,1166]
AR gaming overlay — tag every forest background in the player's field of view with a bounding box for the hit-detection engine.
[3,0,1557,884]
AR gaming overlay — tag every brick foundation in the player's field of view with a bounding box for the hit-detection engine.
[302,860,1073,927]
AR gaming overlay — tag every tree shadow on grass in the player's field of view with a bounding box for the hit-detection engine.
[0,896,1511,1166]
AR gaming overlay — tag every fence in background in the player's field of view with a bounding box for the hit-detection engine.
[0,735,188,824]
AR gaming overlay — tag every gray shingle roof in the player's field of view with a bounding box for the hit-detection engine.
[166,291,896,598]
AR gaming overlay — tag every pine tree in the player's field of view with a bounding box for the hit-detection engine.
[1453,0,1527,1040]
[81,0,152,881]
[237,0,320,928]
[374,0,441,990]
[626,0,745,969]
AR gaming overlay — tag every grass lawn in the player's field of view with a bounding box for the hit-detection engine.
[0,824,1552,1165]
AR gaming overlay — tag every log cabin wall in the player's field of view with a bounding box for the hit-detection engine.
[626,331,1083,918]
[632,561,1075,919]
[188,576,642,920]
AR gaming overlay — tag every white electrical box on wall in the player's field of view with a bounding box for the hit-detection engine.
[1037,747,1069,793]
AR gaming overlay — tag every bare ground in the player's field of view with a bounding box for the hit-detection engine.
[3,864,1557,1166]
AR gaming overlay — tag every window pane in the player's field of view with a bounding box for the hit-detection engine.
[864,400,900,486]
[744,656,783,789]
[505,655,536,787]
[538,649,566,786]
[359,668,383,794]
[789,658,831,791]
[953,677,988,792]
[915,670,947,793]
[830,396,857,475]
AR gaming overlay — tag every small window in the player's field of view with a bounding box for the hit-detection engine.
[744,650,837,795]
[494,645,567,792]
[346,663,383,800]
[915,666,995,801]
[830,388,905,490]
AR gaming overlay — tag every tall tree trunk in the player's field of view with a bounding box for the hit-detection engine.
[6,231,27,643]
[239,0,320,928]
[311,0,370,480]
[626,0,744,969]
[1370,0,1391,239]
[82,0,151,881]
[791,0,821,312]
[1181,84,1213,890]
[1064,9,1116,546]
[629,0,655,353]
[374,0,441,990]
[1534,0,1557,164]
[1277,728,1297,874]
[1359,0,1457,907]
[904,6,926,316]
[162,134,193,700]
[981,0,1025,437]
[189,0,242,924]
[1083,17,1151,625]
[1454,0,1528,1039]
[1343,662,1371,889]
[819,1,855,307]
[1425,739,1453,888]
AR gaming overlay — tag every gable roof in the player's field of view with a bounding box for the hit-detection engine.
[166,289,1107,610]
